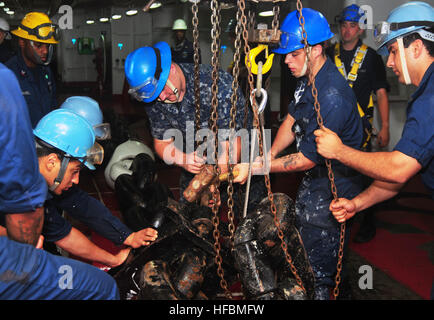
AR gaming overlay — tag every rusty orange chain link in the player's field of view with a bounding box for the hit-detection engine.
[295,0,345,300]
[226,1,245,255]
[192,0,201,143]
[240,0,307,293]
[209,0,232,300]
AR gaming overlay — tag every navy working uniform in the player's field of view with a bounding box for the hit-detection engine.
[171,39,201,64]
[145,63,265,213]
[0,63,119,300]
[289,58,364,299]
[394,62,434,198]
[5,51,57,128]
[42,185,133,245]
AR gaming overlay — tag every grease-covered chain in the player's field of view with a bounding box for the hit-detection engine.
[192,0,201,141]
[240,0,306,293]
[226,1,244,254]
[209,0,232,300]
[295,0,344,299]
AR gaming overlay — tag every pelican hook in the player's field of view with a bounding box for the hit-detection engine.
[250,88,267,114]
[245,44,275,75]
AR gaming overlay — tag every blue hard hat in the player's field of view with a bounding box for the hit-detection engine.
[337,4,365,24]
[34,109,100,170]
[60,96,102,127]
[273,8,334,54]
[60,96,111,140]
[375,1,434,55]
[124,41,172,103]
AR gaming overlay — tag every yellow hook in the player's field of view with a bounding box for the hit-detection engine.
[245,44,275,75]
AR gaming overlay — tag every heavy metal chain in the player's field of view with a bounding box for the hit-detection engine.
[271,4,280,36]
[240,0,306,293]
[192,0,201,142]
[226,1,244,255]
[295,0,345,299]
[248,10,255,33]
[209,0,232,300]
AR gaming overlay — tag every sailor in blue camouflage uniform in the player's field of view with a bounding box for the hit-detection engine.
[125,41,266,215]
[235,9,364,299]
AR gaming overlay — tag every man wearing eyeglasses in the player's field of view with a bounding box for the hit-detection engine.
[5,12,58,128]
[314,2,434,223]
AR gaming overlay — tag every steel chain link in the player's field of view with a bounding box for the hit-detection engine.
[226,1,244,255]
[192,1,201,142]
[240,0,306,293]
[295,0,345,299]
[209,0,232,300]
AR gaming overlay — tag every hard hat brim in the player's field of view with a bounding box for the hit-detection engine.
[273,45,304,55]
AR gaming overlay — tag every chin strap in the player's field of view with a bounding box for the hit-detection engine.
[159,78,180,104]
[397,37,412,85]
[49,156,70,192]
[299,46,311,77]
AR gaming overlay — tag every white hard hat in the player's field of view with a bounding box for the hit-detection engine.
[0,17,11,40]
[104,139,155,189]
[172,18,187,30]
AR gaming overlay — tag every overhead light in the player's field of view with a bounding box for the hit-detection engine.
[150,1,162,9]
[3,7,9,11]
[86,19,95,24]
[126,9,138,16]
[112,14,122,20]
[6,10,13,15]
[258,11,274,17]
[221,3,235,9]
[143,0,161,12]
[0,2,4,7]
[99,17,109,22]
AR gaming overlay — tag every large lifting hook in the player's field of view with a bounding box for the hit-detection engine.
[246,44,275,75]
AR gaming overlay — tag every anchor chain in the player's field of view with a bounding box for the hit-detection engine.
[209,0,232,300]
[226,1,244,255]
[240,0,306,293]
[192,0,201,143]
[295,0,345,299]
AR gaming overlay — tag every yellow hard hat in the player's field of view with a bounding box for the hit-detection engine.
[12,12,59,44]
